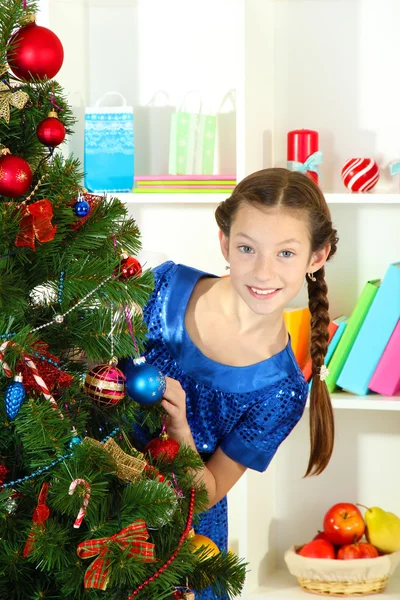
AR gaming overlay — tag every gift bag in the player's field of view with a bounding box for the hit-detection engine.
[84,91,134,193]
[216,89,236,175]
[134,91,175,176]
[168,91,216,175]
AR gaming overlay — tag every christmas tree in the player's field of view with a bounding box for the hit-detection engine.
[0,2,246,599]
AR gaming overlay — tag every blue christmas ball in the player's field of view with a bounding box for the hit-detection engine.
[73,198,91,217]
[69,435,82,449]
[4,376,26,420]
[124,357,166,405]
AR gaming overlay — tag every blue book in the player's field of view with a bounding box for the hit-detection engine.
[337,262,400,395]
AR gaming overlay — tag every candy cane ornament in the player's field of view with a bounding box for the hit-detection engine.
[22,353,60,411]
[0,341,61,415]
[0,341,14,377]
[69,479,91,528]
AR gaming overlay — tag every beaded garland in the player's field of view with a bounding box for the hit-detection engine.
[127,487,196,598]
[58,268,65,304]
[2,427,120,489]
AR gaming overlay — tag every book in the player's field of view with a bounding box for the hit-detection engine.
[369,319,400,396]
[133,187,233,194]
[324,278,381,393]
[301,316,347,382]
[284,306,310,369]
[337,263,400,395]
[325,317,348,365]
[134,174,236,182]
[135,182,236,187]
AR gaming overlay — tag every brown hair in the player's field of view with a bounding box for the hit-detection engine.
[215,168,338,476]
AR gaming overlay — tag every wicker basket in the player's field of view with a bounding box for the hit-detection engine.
[284,546,400,597]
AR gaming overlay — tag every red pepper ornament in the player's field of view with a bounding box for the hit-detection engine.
[23,482,51,557]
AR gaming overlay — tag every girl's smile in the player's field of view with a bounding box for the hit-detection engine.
[247,286,281,299]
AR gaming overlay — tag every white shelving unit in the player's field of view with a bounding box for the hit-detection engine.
[250,570,400,599]
[111,192,400,204]
[47,1,400,598]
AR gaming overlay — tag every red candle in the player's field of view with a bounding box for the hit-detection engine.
[287,129,319,183]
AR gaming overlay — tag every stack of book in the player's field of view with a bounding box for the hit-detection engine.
[284,261,400,397]
[134,174,236,193]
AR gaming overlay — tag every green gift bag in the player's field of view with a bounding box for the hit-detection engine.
[168,91,216,175]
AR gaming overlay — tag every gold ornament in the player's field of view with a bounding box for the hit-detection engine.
[0,78,29,122]
[103,437,146,482]
[188,532,220,558]
[183,593,195,600]
[84,436,146,483]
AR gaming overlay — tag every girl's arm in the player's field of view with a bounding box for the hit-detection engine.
[161,377,247,508]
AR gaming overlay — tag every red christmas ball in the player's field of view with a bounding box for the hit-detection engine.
[37,112,66,147]
[0,463,9,485]
[84,361,126,407]
[0,153,32,197]
[341,158,380,192]
[118,255,142,280]
[7,22,64,81]
[145,432,180,462]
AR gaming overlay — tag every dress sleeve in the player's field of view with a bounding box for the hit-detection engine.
[220,375,309,472]
[142,260,175,325]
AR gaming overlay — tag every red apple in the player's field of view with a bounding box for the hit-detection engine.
[298,539,336,559]
[313,531,333,543]
[323,503,365,546]
[337,542,379,560]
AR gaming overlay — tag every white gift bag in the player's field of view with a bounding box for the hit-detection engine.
[216,89,236,176]
[134,91,176,175]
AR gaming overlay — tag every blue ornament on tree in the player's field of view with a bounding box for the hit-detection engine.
[4,373,26,420]
[124,357,166,405]
[73,196,91,217]
[69,427,82,449]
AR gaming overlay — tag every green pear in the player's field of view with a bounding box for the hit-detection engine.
[359,505,400,554]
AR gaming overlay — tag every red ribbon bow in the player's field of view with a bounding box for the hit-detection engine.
[15,199,57,251]
[23,482,50,557]
[76,520,156,590]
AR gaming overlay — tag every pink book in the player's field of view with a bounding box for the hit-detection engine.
[134,185,234,190]
[369,319,400,396]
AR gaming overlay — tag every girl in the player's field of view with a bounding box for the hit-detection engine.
[136,167,338,599]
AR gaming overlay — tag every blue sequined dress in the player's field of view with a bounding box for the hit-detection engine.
[135,261,308,600]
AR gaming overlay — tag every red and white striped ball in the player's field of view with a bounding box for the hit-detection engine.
[341,158,379,192]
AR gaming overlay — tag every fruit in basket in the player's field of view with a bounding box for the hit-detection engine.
[298,539,335,559]
[323,502,365,545]
[359,505,400,553]
[337,542,379,560]
[313,531,333,543]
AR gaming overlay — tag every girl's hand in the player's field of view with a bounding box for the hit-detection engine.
[161,376,189,437]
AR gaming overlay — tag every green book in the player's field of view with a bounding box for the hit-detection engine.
[325,279,381,392]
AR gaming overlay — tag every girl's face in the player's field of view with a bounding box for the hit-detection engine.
[219,203,329,317]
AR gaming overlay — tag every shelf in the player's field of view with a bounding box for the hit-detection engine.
[325,193,400,204]
[108,192,227,204]
[109,192,400,205]
[249,569,400,599]
[330,392,400,410]
[305,392,400,411]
